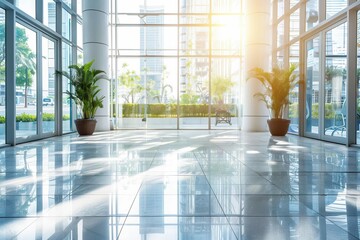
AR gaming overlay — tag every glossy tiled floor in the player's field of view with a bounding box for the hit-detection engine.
[1,130,360,239]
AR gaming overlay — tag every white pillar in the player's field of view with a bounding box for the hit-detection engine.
[242,0,271,132]
[83,0,110,131]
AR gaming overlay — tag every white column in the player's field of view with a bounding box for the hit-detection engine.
[83,0,110,131]
[242,0,271,132]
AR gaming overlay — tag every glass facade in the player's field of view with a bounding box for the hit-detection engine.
[0,0,81,146]
[110,0,243,130]
[275,0,359,145]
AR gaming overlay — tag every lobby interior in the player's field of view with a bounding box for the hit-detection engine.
[1,0,360,239]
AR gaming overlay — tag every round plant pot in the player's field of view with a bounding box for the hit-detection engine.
[267,118,290,136]
[75,119,97,135]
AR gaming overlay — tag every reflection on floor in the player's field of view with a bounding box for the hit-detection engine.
[0,130,360,239]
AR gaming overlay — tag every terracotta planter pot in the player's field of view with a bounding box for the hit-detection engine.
[267,118,290,136]
[75,119,97,135]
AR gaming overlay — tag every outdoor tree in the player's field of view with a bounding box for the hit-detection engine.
[0,24,36,108]
[153,65,173,103]
[211,76,235,107]
[119,63,143,103]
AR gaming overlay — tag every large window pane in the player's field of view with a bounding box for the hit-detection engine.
[212,15,241,56]
[16,23,37,138]
[77,0,82,16]
[145,58,177,129]
[111,0,243,130]
[44,0,56,32]
[324,23,347,138]
[0,9,5,144]
[180,27,209,55]
[62,42,72,133]
[305,36,320,134]
[117,26,177,56]
[117,0,178,13]
[15,0,35,18]
[179,57,209,129]
[211,58,240,129]
[326,0,347,19]
[277,21,284,48]
[212,0,241,13]
[62,9,72,41]
[306,0,319,31]
[77,21,82,48]
[289,42,300,134]
[290,9,300,41]
[42,37,55,134]
[278,0,284,18]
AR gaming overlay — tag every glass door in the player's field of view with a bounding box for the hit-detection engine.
[16,22,58,142]
[304,22,347,144]
[305,35,321,136]
[41,36,56,134]
[15,22,37,139]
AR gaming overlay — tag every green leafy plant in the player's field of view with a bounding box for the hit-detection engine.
[16,113,36,122]
[247,63,300,119]
[56,60,106,119]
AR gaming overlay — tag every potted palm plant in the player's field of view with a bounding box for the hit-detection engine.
[57,60,106,135]
[247,63,300,136]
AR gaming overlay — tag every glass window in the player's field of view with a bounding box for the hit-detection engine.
[117,0,178,14]
[326,0,347,19]
[212,15,241,56]
[42,37,55,134]
[277,21,284,47]
[44,0,56,32]
[324,22,347,138]
[77,0,82,16]
[212,0,241,13]
[179,57,209,129]
[15,23,37,138]
[290,9,300,41]
[77,21,82,48]
[289,42,300,134]
[306,0,319,30]
[62,42,72,133]
[211,58,240,129]
[62,9,72,41]
[15,0,36,18]
[305,36,320,135]
[111,0,243,130]
[180,27,209,55]
[116,26,178,56]
[278,0,284,18]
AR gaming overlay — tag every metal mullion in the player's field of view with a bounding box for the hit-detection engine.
[208,0,212,130]
[5,9,16,145]
[36,0,43,23]
[318,31,326,138]
[177,0,180,130]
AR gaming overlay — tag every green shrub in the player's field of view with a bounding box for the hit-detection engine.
[121,103,238,118]
[42,113,55,121]
[63,114,70,120]
[16,113,36,122]
[0,116,5,124]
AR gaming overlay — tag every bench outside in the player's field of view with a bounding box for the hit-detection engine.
[215,110,232,126]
